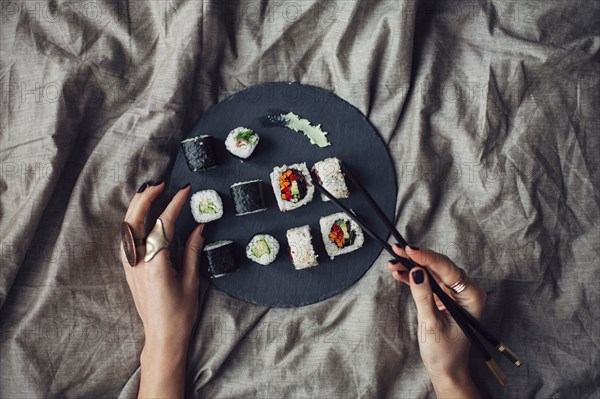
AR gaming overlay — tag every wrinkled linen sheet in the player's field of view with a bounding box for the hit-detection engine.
[1,1,599,398]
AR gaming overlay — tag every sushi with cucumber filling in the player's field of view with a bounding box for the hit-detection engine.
[190,190,223,223]
[230,180,267,215]
[225,127,260,159]
[270,163,314,212]
[203,240,238,278]
[246,234,279,265]
[312,157,349,202]
[320,212,365,259]
[286,225,318,269]
[181,135,218,172]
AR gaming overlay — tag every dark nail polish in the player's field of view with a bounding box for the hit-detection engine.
[180,183,191,190]
[412,270,424,284]
[200,223,207,238]
[408,244,420,250]
[137,182,148,193]
[152,180,164,186]
[389,259,400,265]
[395,243,405,249]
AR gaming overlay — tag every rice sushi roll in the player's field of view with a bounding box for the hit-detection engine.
[246,234,279,265]
[286,225,318,269]
[203,240,237,278]
[190,190,223,223]
[181,135,218,172]
[320,212,365,259]
[270,163,314,212]
[225,127,260,159]
[312,157,349,202]
[230,180,267,215]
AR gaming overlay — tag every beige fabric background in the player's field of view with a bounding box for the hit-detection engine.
[1,1,599,398]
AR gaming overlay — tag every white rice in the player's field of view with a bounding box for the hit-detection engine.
[225,127,259,159]
[190,190,223,223]
[270,163,315,212]
[286,225,318,269]
[312,157,349,202]
[319,212,365,259]
[246,234,279,265]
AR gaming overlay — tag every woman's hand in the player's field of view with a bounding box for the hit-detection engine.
[120,181,205,398]
[387,245,486,399]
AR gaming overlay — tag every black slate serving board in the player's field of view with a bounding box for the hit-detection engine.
[170,82,396,307]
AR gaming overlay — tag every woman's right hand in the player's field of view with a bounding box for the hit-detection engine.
[387,245,486,399]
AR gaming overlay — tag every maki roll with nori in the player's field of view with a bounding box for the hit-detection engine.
[225,127,260,159]
[190,190,223,223]
[230,180,267,215]
[319,212,365,259]
[203,240,237,278]
[181,135,218,172]
[312,157,349,202]
[246,234,279,265]
[286,225,318,269]
[270,163,314,212]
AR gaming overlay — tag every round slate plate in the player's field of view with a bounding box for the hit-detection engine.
[170,82,396,307]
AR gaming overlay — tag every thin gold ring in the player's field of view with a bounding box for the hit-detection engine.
[447,268,471,294]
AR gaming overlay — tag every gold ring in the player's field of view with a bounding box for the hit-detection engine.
[447,268,471,294]
[144,218,170,262]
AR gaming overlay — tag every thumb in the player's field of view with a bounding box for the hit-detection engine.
[182,224,205,285]
[409,267,439,325]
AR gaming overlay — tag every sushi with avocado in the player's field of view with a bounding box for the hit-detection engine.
[181,135,218,172]
[203,240,237,278]
[190,190,223,223]
[312,157,349,202]
[319,212,365,259]
[270,163,314,212]
[286,225,318,269]
[230,180,267,216]
[225,127,260,159]
[246,234,279,265]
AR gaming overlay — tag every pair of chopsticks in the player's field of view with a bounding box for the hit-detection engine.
[310,162,522,386]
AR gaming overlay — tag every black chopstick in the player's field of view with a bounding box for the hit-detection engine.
[311,172,517,385]
[339,162,523,368]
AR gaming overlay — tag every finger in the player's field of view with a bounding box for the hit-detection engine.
[405,246,486,319]
[391,270,410,285]
[409,267,439,325]
[182,224,205,287]
[158,184,192,241]
[125,182,166,239]
[386,259,409,272]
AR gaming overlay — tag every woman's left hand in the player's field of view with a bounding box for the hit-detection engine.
[120,181,205,398]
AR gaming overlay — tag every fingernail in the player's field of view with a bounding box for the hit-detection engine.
[137,182,148,193]
[151,180,164,186]
[407,245,420,251]
[199,224,207,238]
[412,269,424,284]
[389,259,400,265]
[395,243,405,249]
[180,183,191,190]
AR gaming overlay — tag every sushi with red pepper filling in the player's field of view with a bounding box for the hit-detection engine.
[319,212,365,259]
[270,163,314,211]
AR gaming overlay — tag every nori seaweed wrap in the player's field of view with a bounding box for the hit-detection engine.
[203,240,237,278]
[230,180,267,215]
[181,135,218,172]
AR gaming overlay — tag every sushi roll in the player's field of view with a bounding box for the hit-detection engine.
[230,180,267,215]
[270,163,314,212]
[181,135,218,172]
[246,234,279,265]
[286,225,318,269]
[203,240,237,278]
[312,157,349,202]
[319,212,365,259]
[190,190,223,223]
[225,127,260,159]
